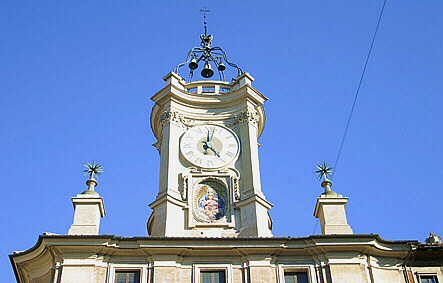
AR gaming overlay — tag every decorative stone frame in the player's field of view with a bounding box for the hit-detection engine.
[107,263,149,283]
[192,177,231,224]
[181,168,240,230]
[192,264,233,283]
[276,264,315,283]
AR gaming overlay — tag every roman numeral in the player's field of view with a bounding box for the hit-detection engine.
[183,143,191,148]
[226,151,234,157]
[228,144,236,147]
[225,136,233,139]
[207,160,214,167]
[185,151,194,157]
[194,157,202,164]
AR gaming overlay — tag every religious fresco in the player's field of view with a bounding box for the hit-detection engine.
[194,180,227,222]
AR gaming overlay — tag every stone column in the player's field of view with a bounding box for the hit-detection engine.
[68,178,105,235]
[314,179,353,235]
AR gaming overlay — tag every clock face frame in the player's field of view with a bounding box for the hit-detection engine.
[180,124,240,169]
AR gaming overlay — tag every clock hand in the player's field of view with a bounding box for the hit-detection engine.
[204,129,215,152]
[209,147,220,158]
[210,128,215,142]
[206,130,213,148]
[202,140,218,157]
[202,140,209,155]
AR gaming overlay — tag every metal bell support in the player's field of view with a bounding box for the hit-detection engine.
[173,12,243,82]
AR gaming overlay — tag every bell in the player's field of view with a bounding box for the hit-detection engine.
[189,57,198,70]
[217,61,226,71]
[201,62,214,78]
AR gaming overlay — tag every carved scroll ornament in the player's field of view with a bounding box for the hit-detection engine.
[159,110,195,128]
[233,110,260,126]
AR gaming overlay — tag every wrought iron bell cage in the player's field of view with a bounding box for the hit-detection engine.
[173,33,243,82]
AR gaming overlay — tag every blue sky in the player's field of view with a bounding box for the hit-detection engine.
[1,1,442,280]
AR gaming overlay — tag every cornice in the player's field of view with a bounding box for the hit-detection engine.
[149,193,188,210]
[235,193,274,210]
[151,84,266,111]
[71,196,106,217]
[10,234,417,260]
[313,196,349,218]
[10,235,423,282]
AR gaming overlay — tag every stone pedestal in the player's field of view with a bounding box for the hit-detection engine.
[68,179,105,235]
[314,179,353,235]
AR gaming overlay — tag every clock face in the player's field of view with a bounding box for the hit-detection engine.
[180,124,240,169]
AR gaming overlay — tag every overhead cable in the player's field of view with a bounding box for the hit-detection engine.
[332,0,388,178]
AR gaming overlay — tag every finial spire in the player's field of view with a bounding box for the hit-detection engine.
[82,160,104,195]
[315,162,334,182]
[200,7,210,36]
[83,160,103,179]
[315,162,338,196]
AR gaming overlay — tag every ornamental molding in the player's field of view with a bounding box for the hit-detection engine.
[192,176,229,189]
[181,167,198,201]
[152,141,161,153]
[159,110,195,129]
[233,175,240,201]
[181,175,189,201]
[159,110,259,129]
[226,168,241,201]
[232,110,260,126]
[183,168,241,202]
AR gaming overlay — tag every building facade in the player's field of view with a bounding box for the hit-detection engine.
[10,31,443,283]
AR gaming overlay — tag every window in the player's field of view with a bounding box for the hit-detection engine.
[420,275,439,283]
[201,270,226,283]
[109,264,147,283]
[278,265,312,283]
[193,264,232,283]
[284,272,309,283]
[115,271,140,283]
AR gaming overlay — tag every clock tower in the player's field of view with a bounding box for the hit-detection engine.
[147,31,272,238]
